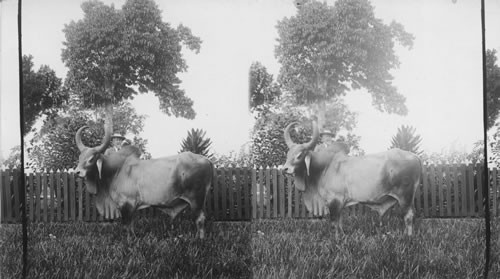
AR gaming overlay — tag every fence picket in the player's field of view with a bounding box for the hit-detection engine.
[63,172,69,221]
[0,172,3,222]
[220,168,228,220]
[467,164,475,217]
[251,169,257,219]
[476,164,483,216]
[29,173,34,221]
[42,172,48,222]
[279,172,285,218]
[429,165,437,217]
[445,165,452,216]
[422,166,429,217]
[94,197,100,221]
[227,168,235,220]
[272,169,278,218]
[12,170,20,221]
[452,164,459,217]
[265,169,271,219]
[45,173,52,222]
[85,182,90,221]
[78,178,83,221]
[243,168,250,220]
[436,165,444,217]
[212,168,220,220]
[35,173,41,222]
[4,170,12,222]
[459,164,467,217]
[493,168,498,217]
[70,174,76,221]
[54,172,61,221]
[257,169,263,219]
[235,168,242,220]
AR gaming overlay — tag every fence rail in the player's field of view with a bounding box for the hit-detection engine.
[1,163,498,223]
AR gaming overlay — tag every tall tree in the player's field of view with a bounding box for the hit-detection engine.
[275,0,414,128]
[27,102,150,170]
[390,125,423,155]
[22,55,66,135]
[179,128,213,158]
[486,49,500,129]
[249,61,281,115]
[61,0,202,119]
[322,98,357,135]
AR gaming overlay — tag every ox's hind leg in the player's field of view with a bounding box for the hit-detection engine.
[397,195,416,236]
[189,198,207,239]
[194,210,206,239]
[328,199,344,240]
[403,206,415,236]
[399,179,419,236]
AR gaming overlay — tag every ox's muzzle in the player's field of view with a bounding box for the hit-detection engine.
[75,168,87,178]
[281,164,295,176]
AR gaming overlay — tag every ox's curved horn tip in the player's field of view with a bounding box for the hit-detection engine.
[284,122,300,148]
[75,126,90,151]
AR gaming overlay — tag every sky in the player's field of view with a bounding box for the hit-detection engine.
[1,0,500,162]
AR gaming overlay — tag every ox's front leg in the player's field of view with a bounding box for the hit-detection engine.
[328,199,344,240]
[120,203,136,237]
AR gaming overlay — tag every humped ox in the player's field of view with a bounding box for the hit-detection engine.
[282,120,422,237]
[74,120,213,239]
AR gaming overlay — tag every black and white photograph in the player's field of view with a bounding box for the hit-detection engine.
[1,0,500,277]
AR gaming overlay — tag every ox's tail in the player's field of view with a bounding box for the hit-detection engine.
[208,160,215,195]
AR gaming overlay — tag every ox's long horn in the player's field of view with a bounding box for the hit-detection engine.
[94,105,113,153]
[303,119,320,150]
[75,126,90,152]
[284,122,299,148]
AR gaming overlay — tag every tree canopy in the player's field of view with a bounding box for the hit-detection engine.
[22,55,66,135]
[179,128,213,158]
[275,0,414,124]
[250,99,364,167]
[27,101,150,170]
[389,125,423,156]
[486,49,500,130]
[61,0,201,118]
[249,61,281,115]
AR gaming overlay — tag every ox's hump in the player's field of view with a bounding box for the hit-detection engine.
[119,145,142,158]
[385,148,420,161]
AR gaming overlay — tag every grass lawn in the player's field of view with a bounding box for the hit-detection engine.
[1,214,498,278]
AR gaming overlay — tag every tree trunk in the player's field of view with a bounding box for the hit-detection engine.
[103,79,115,134]
[311,102,326,132]
[104,103,114,135]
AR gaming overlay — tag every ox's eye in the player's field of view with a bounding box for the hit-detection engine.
[86,155,95,165]
[295,153,303,161]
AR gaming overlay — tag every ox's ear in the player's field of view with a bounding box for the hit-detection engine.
[293,167,307,191]
[96,156,103,179]
[304,152,312,176]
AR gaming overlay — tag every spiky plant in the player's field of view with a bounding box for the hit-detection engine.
[179,128,213,158]
[390,125,423,155]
